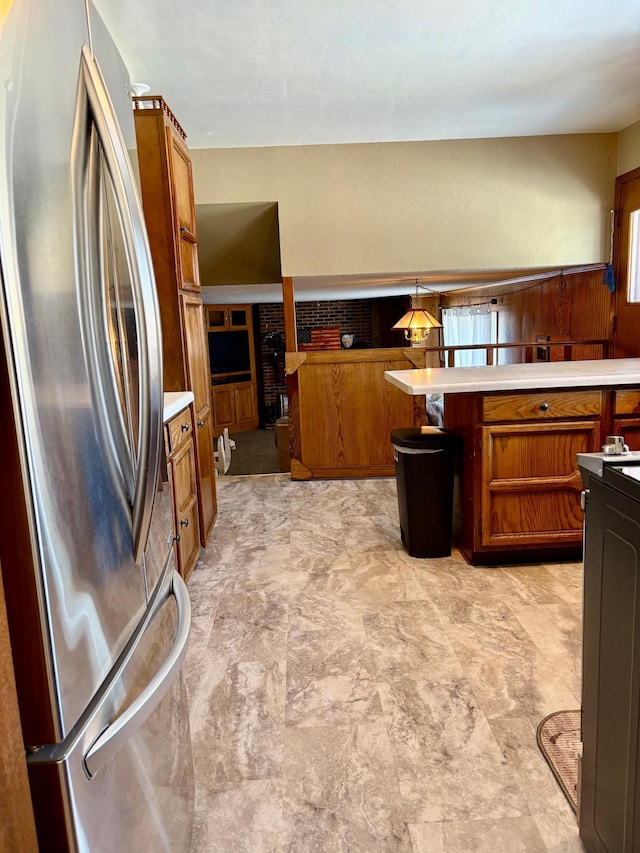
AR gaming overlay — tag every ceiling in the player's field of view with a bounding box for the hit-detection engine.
[99,0,640,151]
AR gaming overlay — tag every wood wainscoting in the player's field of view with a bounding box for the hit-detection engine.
[285,347,426,479]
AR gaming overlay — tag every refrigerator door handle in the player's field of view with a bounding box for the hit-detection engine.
[83,570,191,779]
[78,44,163,564]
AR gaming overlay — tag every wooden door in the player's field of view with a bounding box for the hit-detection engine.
[167,128,199,292]
[612,167,640,356]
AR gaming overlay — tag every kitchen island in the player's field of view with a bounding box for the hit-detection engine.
[385,359,640,565]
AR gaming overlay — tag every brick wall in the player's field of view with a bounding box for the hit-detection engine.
[257,300,374,417]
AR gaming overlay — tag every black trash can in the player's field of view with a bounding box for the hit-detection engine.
[391,426,457,558]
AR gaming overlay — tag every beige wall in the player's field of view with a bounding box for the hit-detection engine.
[191,133,618,278]
[618,120,640,176]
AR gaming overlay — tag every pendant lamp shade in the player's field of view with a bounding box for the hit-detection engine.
[392,308,442,343]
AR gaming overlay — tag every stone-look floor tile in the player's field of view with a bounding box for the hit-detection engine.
[290,527,346,572]
[512,602,582,699]
[183,474,587,851]
[191,778,284,853]
[286,640,382,727]
[362,601,462,680]
[288,589,367,639]
[380,678,528,822]
[286,593,381,726]
[191,659,286,791]
[497,563,576,606]
[298,550,426,606]
[533,808,587,852]
[282,722,412,852]
[489,717,576,815]
[225,542,293,595]
[210,590,288,663]
[540,562,584,604]
[445,614,579,719]
[343,514,405,553]
[489,717,584,850]
[408,816,548,852]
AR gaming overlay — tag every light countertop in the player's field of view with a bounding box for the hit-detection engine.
[385,358,640,395]
[163,391,194,422]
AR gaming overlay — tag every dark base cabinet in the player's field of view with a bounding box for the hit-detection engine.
[580,473,640,852]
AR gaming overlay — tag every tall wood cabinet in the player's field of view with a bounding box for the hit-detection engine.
[206,304,259,433]
[133,96,216,542]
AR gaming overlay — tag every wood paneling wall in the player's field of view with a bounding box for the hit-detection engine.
[439,267,612,363]
[285,348,426,479]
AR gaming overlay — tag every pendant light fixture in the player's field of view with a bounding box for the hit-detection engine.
[392,280,442,343]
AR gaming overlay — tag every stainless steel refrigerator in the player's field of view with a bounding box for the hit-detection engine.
[0,0,195,850]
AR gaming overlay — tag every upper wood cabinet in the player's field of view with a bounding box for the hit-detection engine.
[207,305,250,330]
[133,96,216,540]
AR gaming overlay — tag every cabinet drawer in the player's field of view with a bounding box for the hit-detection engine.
[166,409,194,454]
[614,390,640,416]
[482,391,602,423]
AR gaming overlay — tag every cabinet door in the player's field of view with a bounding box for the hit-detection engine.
[167,128,199,292]
[181,294,216,542]
[234,382,257,428]
[227,307,250,328]
[194,411,216,540]
[212,386,235,430]
[480,420,600,548]
[206,306,227,330]
[172,437,200,581]
[206,305,250,330]
[181,294,210,419]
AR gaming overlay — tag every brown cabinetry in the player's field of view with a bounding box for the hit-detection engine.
[165,405,200,582]
[611,389,640,450]
[206,304,258,433]
[134,97,216,541]
[446,388,604,564]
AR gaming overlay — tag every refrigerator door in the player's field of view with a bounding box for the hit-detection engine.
[0,0,164,743]
[28,558,195,852]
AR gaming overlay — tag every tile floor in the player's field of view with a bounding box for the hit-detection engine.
[184,474,586,852]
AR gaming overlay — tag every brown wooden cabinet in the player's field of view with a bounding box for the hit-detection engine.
[211,382,257,431]
[134,97,216,542]
[206,304,259,433]
[165,406,200,582]
[611,389,640,450]
[446,388,604,564]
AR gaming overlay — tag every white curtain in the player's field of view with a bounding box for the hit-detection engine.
[442,306,495,367]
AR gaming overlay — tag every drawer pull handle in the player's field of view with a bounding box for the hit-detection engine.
[197,420,204,428]
[180,225,188,233]
[180,518,189,528]
[181,422,190,432]
[539,402,550,411]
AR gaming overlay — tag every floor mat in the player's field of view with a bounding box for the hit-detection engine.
[536,709,581,813]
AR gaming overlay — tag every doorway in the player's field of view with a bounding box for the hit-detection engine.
[612,167,640,357]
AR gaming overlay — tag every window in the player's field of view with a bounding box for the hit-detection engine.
[441,305,499,366]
